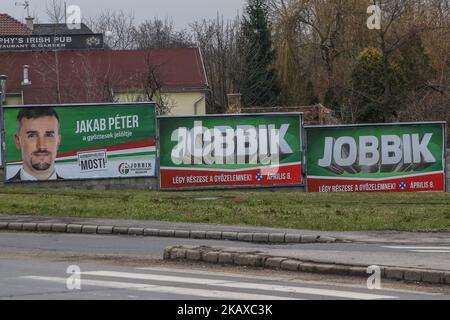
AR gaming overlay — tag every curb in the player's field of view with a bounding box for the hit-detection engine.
[0,221,339,244]
[163,245,450,286]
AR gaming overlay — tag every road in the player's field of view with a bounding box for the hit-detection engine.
[0,255,447,300]
[0,231,449,300]
[1,231,449,270]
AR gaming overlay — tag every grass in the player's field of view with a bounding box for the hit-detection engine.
[0,186,449,232]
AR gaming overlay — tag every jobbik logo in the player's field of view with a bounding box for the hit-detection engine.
[170,121,294,166]
[318,134,436,175]
[118,163,130,175]
[118,162,152,175]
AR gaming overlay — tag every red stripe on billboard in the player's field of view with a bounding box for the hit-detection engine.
[55,138,156,159]
[307,172,445,193]
[6,138,156,164]
[160,164,303,189]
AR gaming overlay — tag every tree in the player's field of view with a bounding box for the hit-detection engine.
[191,16,242,113]
[87,10,136,50]
[323,87,341,113]
[397,33,436,97]
[269,0,372,109]
[239,0,281,107]
[305,80,319,105]
[120,52,176,115]
[45,0,65,24]
[350,47,404,123]
[134,18,193,49]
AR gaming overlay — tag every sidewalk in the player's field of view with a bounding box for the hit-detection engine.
[1,214,449,244]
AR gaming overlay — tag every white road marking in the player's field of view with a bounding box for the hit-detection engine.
[411,250,450,253]
[137,267,441,296]
[384,246,450,254]
[22,276,296,300]
[384,246,450,250]
[81,270,397,300]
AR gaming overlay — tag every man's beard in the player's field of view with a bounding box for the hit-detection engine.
[31,162,52,171]
[30,149,53,171]
[31,149,52,171]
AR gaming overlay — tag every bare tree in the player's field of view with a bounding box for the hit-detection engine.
[31,52,63,103]
[87,10,136,50]
[133,18,193,49]
[68,52,117,103]
[120,52,176,115]
[45,0,65,24]
[191,16,242,113]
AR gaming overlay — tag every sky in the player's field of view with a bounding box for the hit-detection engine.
[3,0,246,30]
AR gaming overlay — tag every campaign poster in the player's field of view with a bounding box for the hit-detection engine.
[4,102,156,182]
[306,122,447,193]
[158,113,305,190]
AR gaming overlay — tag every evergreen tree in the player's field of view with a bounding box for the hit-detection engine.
[397,33,435,97]
[350,47,404,123]
[239,0,280,107]
[350,37,435,124]
[305,80,320,105]
[324,87,341,115]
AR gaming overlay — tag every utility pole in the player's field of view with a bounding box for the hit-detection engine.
[0,75,6,167]
[0,75,6,105]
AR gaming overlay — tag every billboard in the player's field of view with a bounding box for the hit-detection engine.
[306,122,447,193]
[3,102,156,182]
[158,113,305,190]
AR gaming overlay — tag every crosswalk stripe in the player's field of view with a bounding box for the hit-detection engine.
[411,250,450,253]
[82,271,397,300]
[384,246,450,250]
[137,267,262,279]
[215,282,396,300]
[22,276,298,300]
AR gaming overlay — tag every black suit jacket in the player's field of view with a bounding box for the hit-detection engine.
[8,170,64,182]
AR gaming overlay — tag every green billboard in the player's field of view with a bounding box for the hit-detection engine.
[158,113,305,189]
[306,122,447,193]
[4,102,156,182]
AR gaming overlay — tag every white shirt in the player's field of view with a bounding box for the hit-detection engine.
[20,169,58,181]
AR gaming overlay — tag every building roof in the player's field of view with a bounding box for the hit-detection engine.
[0,14,31,35]
[242,105,340,125]
[0,47,209,105]
[32,23,95,35]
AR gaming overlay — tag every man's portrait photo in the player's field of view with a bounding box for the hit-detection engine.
[9,107,64,181]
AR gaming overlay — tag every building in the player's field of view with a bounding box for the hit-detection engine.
[0,14,31,35]
[0,13,209,115]
[31,22,96,36]
[0,13,96,36]
[0,48,208,115]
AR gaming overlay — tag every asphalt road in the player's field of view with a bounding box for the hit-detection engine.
[1,231,449,270]
[0,255,448,300]
[1,230,450,255]
[0,231,450,300]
